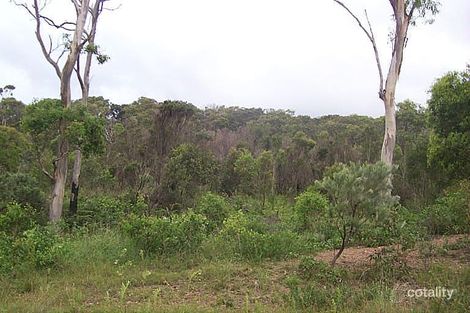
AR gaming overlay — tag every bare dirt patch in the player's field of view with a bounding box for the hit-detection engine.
[314,234,470,268]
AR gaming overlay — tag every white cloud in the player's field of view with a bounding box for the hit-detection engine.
[1,0,469,116]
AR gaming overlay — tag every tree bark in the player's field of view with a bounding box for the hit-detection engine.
[69,149,82,216]
[49,133,68,222]
[49,0,90,222]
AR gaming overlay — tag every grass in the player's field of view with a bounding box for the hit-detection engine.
[0,230,469,313]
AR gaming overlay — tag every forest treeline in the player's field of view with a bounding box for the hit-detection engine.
[1,67,469,216]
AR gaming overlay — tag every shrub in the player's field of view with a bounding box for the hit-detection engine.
[0,202,39,237]
[72,195,146,228]
[0,225,66,274]
[122,211,207,255]
[356,205,425,248]
[298,256,345,283]
[0,173,46,211]
[194,192,231,232]
[209,211,306,261]
[17,226,67,269]
[0,232,14,273]
[294,186,329,231]
[422,180,470,235]
[315,162,398,265]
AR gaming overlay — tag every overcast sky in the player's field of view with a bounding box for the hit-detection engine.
[1,0,469,117]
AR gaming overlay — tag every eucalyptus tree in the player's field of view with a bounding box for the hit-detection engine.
[332,0,440,166]
[13,0,109,221]
[70,0,111,216]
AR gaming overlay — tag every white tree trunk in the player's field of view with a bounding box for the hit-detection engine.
[49,0,91,222]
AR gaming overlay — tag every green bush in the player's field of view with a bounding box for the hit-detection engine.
[0,232,14,273]
[122,211,207,255]
[356,205,425,248]
[0,173,46,211]
[72,195,146,228]
[422,181,470,235]
[298,256,345,284]
[17,226,67,269]
[194,192,231,232]
[0,225,66,274]
[0,202,39,237]
[294,186,329,231]
[208,211,306,261]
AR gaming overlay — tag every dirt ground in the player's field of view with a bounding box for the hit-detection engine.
[315,234,470,268]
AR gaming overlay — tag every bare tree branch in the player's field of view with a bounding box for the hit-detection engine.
[364,10,385,100]
[40,15,77,31]
[332,1,385,100]
[31,0,62,78]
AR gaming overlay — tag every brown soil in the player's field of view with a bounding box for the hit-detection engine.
[315,234,470,268]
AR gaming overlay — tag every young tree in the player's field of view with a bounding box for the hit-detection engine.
[316,162,398,266]
[256,150,274,207]
[14,0,109,221]
[332,0,440,166]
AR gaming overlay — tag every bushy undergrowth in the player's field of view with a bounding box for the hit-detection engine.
[0,203,66,274]
[203,210,311,262]
[121,211,207,255]
[421,180,470,235]
[70,195,147,228]
[194,192,232,232]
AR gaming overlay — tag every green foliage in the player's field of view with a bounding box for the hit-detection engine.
[122,211,207,255]
[0,173,46,211]
[356,205,424,248]
[0,203,40,237]
[294,186,329,231]
[421,180,470,235]
[0,224,66,274]
[407,0,441,25]
[233,148,257,195]
[0,232,14,273]
[194,192,231,232]
[22,99,106,155]
[315,162,398,262]
[21,98,63,136]
[298,256,345,283]
[162,144,218,210]
[427,67,470,181]
[17,226,67,269]
[0,126,29,172]
[0,97,24,127]
[363,247,410,283]
[73,196,126,228]
[209,211,305,261]
[256,150,274,205]
[64,229,138,266]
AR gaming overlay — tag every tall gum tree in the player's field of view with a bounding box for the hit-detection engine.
[70,0,111,216]
[332,0,440,166]
[13,0,107,221]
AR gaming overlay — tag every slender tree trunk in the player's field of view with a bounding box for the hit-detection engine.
[331,233,348,266]
[69,149,82,216]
